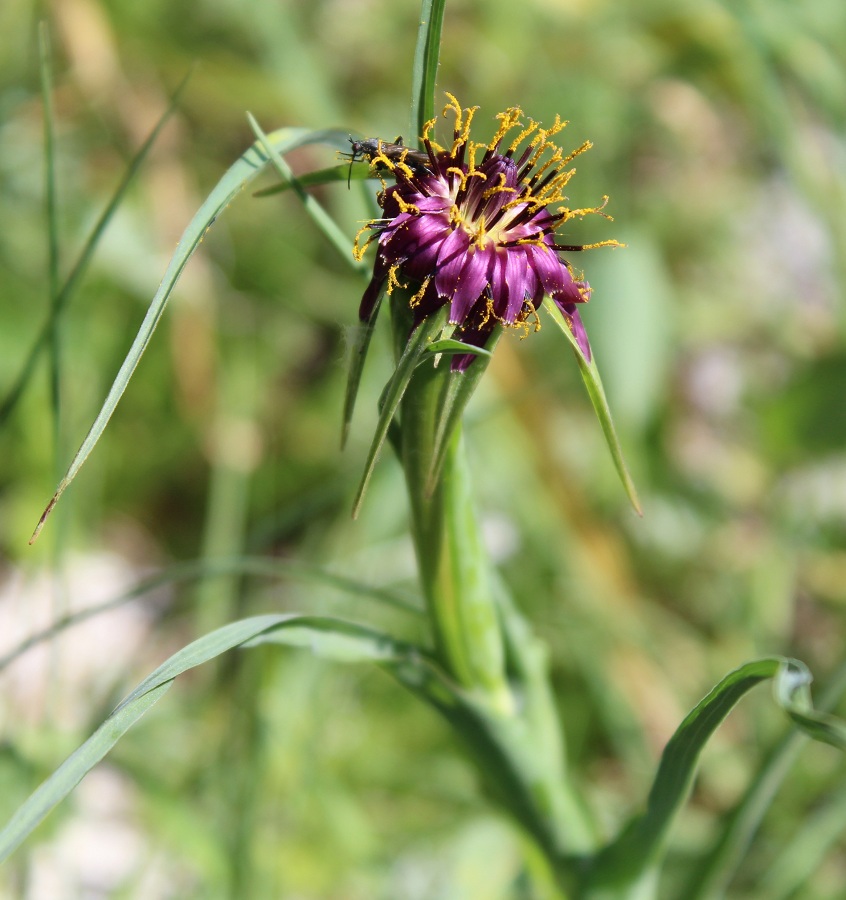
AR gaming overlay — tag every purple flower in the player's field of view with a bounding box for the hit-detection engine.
[354,95,618,369]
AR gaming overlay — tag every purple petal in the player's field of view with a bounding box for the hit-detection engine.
[448,246,491,324]
[527,245,575,298]
[434,227,472,298]
[503,248,530,323]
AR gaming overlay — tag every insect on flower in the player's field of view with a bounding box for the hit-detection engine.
[353,94,620,369]
[344,136,432,187]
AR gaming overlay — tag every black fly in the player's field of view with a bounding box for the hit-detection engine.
[344,136,432,187]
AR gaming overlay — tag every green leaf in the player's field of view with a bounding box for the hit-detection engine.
[581,657,846,894]
[0,68,191,429]
[684,659,846,900]
[410,0,447,141]
[424,339,493,359]
[342,290,384,449]
[0,614,418,863]
[246,113,364,270]
[30,125,349,543]
[542,297,642,516]
[254,163,372,196]
[351,306,448,518]
[0,681,171,864]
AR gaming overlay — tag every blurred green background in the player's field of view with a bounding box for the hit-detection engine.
[2,0,846,896]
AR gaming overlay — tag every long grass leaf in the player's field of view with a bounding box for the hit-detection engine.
[410,0,447,142]
[543,297,642,515]
[582,658,846,893]
[254,164,366,196]
[0,556,422,674]
[0,681,171,864]
[246,114,364,271]
[30,127,349,543]
[0,614,419,863]
[685,659,846,900]
[341,291,384,449]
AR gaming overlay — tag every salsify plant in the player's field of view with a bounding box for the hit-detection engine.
[5,5,846,899]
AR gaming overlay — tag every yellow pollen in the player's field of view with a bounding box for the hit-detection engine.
[508,120,539,155]
[395,195,421,215]
[386,263,406,294]
[352,223,377,261]
[409,276,431,307]
[488,106,523,152]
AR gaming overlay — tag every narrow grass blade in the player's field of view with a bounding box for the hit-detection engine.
[543,297,642,515]
[0,69,192,429]
[30,126,348,543]
[351,306,448,518]
[0,681,171,864]
[582,658,846,894]
[410,0,447,141]
[342,291,384,449]
[246,114,364,271]
[254,163,368,196]
[0,614,418,863]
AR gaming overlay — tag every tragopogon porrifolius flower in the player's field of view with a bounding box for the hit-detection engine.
[354,94,619,368]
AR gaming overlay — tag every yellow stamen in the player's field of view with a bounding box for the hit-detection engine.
[409,276,431,308]
[487,105,523,153]
[352,223,377,261]
[386,263,406,294]
[395,195,421,215]
[508,119,539,155]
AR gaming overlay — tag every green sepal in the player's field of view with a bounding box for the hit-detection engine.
[342,290,384,449]
[542,297,642,516]
[351,306,449,518]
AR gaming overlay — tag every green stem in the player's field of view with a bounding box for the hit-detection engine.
[390,296,599,887]
[400,356,510,708]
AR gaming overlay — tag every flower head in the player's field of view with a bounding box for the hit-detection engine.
[354,94,618,369]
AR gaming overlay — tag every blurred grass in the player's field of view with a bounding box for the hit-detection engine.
[1,0,846,896]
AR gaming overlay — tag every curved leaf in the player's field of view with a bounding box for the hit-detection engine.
[543,297,642,516]
[0,555,423,674]
[0,614,418,863]
[247,114,365,270]
[685,659,846,900]
[30,126,349,542]
[581,657,846,894]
